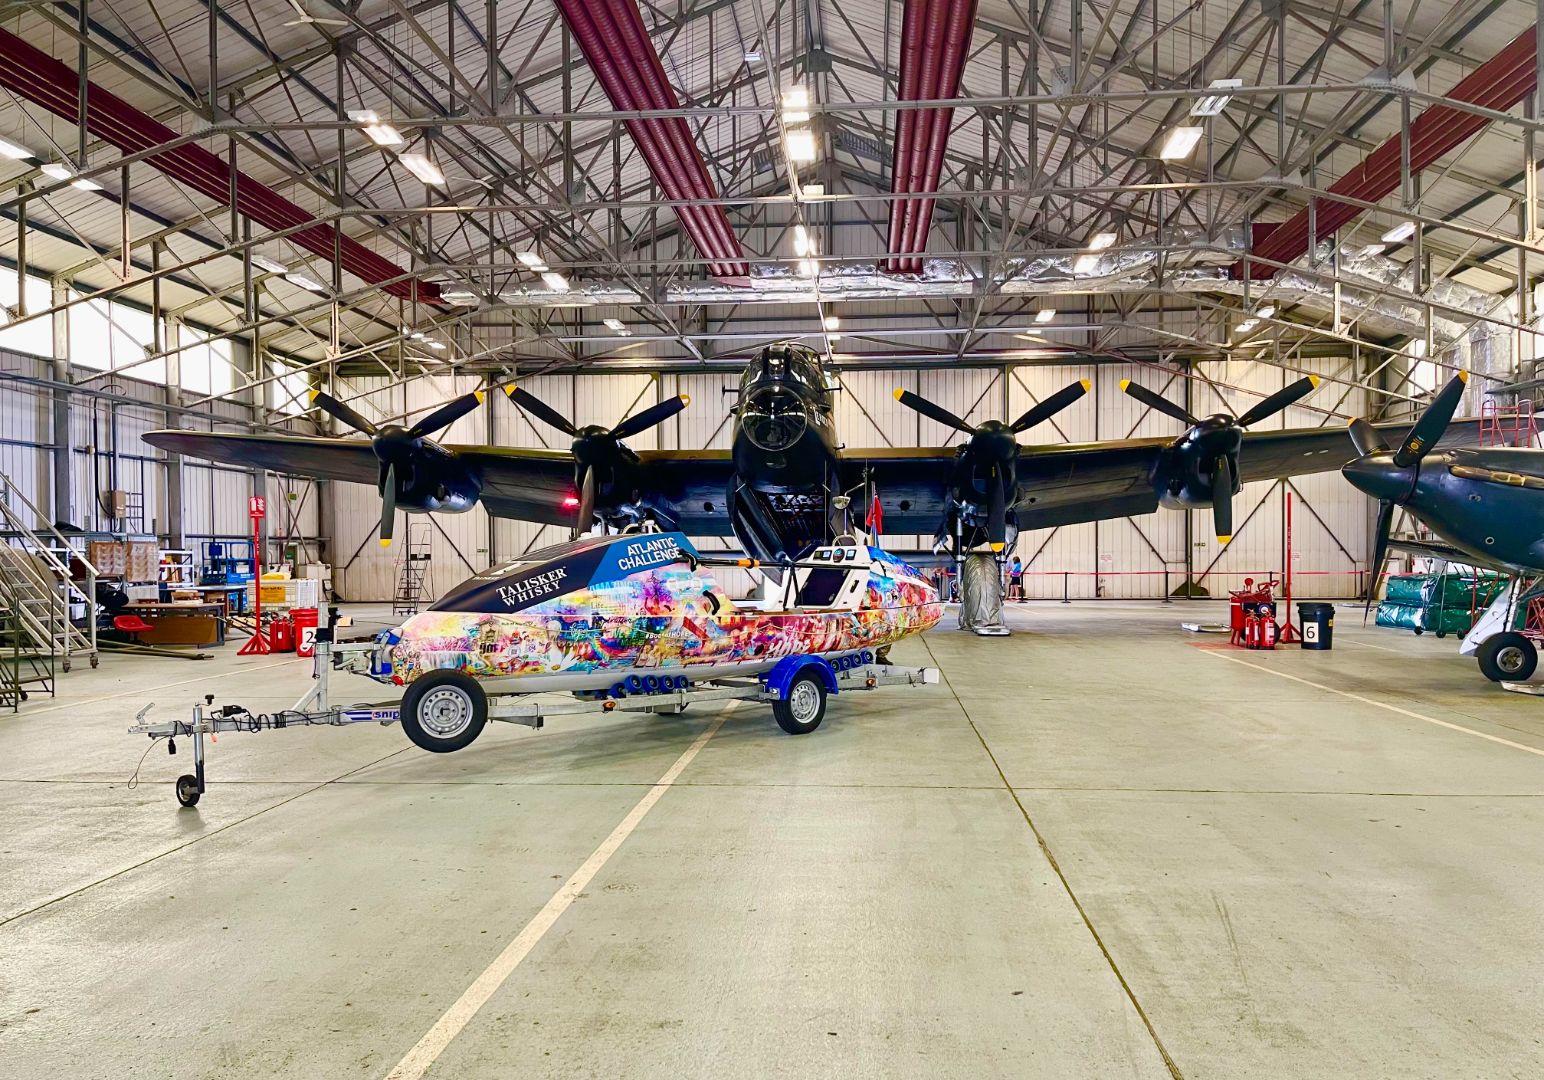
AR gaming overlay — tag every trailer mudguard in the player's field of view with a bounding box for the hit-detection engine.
[763,655,838,700]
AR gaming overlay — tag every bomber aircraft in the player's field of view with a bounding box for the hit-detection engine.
[145,342,1474,565]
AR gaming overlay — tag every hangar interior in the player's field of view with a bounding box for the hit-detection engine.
[4,1,1544,1077]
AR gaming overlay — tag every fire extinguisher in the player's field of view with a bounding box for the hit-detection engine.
[1242,610,1260,649]
[1260,616,1278,650]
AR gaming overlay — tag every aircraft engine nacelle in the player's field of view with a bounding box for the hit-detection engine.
[1153,416,1243,510]
[381,443,481,515]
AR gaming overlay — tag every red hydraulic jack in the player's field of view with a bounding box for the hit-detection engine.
[236,495,270,656]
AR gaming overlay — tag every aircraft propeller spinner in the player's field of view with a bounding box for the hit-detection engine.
[1341,370,1469,620]
[1119,375,1321,544]
[504,386,690,538]
[892,379,1091,551]
[311,388,485,547]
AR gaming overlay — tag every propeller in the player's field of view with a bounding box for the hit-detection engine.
[1120,374,1321,542]
[1341,371,1469,619]
[311,388,486,546]
[283,0,348,27]
[893,379,1091,551]
[504,385,690,538]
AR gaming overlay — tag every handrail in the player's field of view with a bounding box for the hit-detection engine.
[0,471,97,664]
[0,475,99,578]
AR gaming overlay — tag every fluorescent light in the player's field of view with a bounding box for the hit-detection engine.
[409,331,426,340]
[802,183,826,197]
[423,339,446,350]
[541,271,569,292]
[1157,126,1204,160]
[603,318,626,331]
[782,86,810,123]
[823,314,840,331]
[1235,318,1259,334]
[1087,231,1117,251]
[1254,304,1276,319]
[284,273,327,293]
[1072,254,1101,274]
[1358,243,1385,257]
[797,259,819,278]
[39,163,73,181]
[251,254,289,274]
[70,177,102,192]
[1381,221,1416,244]
[1190,78,1242,117]
[516,250,545,269]
[793,224,814,257]
[397,153,446,186]
[349,110,403,146]
[1035,307,1056,323]
[441,290,479,305]
[785,128,817,163]
[0,138,32,160]
[744,48,763,63]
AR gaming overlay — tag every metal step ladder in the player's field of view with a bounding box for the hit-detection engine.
[0,470,98,675]
[392,519,433,616]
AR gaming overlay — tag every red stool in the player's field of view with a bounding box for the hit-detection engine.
[112,614,155,643]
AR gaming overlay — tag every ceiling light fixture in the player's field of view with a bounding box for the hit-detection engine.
[802,183,826,197]
[781,85,810,123]
[603,318,627,332]
[797,258,819,278]
[1035,307,1056,323]
[0,137,33,160]
[541,271,569,292]
[284,272,328,293]
[423,339,446,350]
[785,128,817,163]
[823,314,840,331]
[440,290,479,305]
[744,48,763,63]
[1087,231,1117,251]
[1254,304,1276,319]
[251,254,289,274]
[1157,126,1204,160]
[349,110,404,147]
[1190,78,1242,117]
[397,153,446,186]
[1381,221,1417,244]
[1073,255,1101,274]
[516,250,545,269]
[793,224,814,257]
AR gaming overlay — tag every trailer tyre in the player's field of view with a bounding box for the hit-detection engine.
[1478,632,1537,683]
[401,671,488,753]
[773,671,827,735]
[175,774,201,807]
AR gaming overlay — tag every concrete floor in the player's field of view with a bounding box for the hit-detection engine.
[3,601,1544,1078]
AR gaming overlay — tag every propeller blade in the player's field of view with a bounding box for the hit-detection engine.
[311,390,378,436]
[1365,499,1396,623]
[1348,417,1389,457]
[1235,375,1320,428]
[379,463,397,547]
[409,391,484,438]
[1393,371,1468,468]
[1010,379,1092,434]
[1212,455,1234,543]
[572,467,598,540]
[1119,380,1199,426]
[610,394,691,440]
[505,385,578,437]
[893,388,973,434]
[987,467,1007,552]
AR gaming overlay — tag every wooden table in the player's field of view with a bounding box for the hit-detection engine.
[124,601,226,647]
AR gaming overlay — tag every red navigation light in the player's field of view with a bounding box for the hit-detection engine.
[561,496,580,508]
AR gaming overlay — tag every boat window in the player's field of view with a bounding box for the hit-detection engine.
[798,568,848,607]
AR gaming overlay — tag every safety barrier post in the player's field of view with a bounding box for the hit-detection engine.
[1062,571,1071,604]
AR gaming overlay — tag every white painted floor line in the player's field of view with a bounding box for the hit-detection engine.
[1344,639,1400,652]
[1203,651,1544,759]
[384,706,733,1080]
[21,656,305,716]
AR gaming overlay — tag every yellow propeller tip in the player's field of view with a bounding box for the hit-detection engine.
[1458,369,1470,383]
[679,394,691,406]
[474,390,485,403]
[1346,417,1359,427]
[307,389,321,403]
[503,384,517,397]
[892,388,905,401]
[1309,375,1321,388]
[379,539,392,547]
[1217,534,1232,544]
[1119,379,1131,391]
[990,543,1005,552]
[1080,379,1092,392]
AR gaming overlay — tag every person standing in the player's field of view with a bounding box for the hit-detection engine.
[1008,555,1024,601]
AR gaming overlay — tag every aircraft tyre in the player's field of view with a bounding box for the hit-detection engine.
[1478,632,1538,683]
[773,671,827,735]
[401,671,488,752]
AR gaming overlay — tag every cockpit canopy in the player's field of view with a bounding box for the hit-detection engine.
[739,343,828,452]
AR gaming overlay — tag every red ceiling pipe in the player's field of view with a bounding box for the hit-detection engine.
[899,0,979,273]
[595,0,745,274]
[885,0,926,263]
[0,28,440,304]
[1240,25,1537,280]
[560,1,733,276]
[885,0,979,274]
[554,0,748,281]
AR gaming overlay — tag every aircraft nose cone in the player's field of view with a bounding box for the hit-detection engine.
[1341,454,1411,502]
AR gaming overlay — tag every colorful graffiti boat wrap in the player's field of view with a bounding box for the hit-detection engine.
[384,532,942,688]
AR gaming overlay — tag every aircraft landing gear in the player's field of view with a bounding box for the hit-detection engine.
[1478,632,1538,683]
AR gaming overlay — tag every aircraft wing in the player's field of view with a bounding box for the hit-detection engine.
[143,430,381,485]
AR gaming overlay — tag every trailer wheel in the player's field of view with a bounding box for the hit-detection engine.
[773,671,827,735]
[401,671,488,753]
[175,773,201,807]
[1478,633,1538,683]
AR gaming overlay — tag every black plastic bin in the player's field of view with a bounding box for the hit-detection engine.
[1298,603,1334,650]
